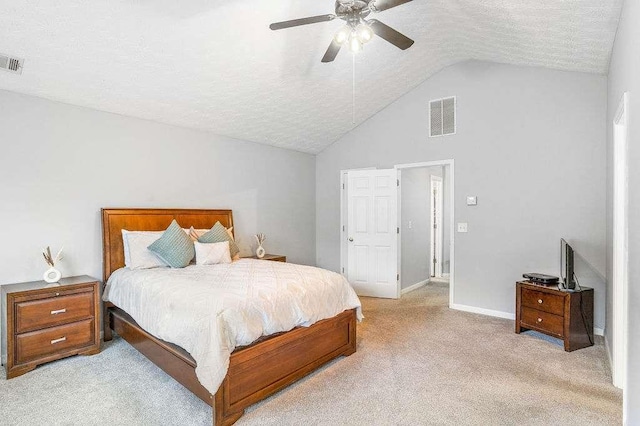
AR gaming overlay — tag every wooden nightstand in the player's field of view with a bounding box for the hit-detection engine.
[1,275,101,379]
[515,281,594,352]
[246,254,286,262]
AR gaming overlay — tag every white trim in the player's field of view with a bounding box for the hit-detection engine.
[395,160,455,306]
[450,303,515,320]
[401,279,429,295]
[396,170,402,298]
[605,334,614,371]
[339,167,376,280]
[612,92,629,396]
[594,328,605,337]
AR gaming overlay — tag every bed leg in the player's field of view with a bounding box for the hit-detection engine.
[214,379,244,426]
[103,305,113,342]
[213,408,244,426]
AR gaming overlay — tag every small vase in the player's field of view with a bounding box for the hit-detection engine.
[256,245,266,259]
[43,267,61,283]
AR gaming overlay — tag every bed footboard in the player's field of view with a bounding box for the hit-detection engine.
[215,308,357,425]
[105,306,357,426]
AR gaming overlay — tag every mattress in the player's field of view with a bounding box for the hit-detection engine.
[103,259,362,394]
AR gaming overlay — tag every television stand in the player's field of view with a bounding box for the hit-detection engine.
[515,281,594,352]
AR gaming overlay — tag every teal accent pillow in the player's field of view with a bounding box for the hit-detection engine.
[198,221,240,257]
[148,219,195,268]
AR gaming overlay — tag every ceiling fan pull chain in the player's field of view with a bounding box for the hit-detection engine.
[352,53,356,125]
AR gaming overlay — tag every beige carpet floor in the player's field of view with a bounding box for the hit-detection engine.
[1,282,621,425]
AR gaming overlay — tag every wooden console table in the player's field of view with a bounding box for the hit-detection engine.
[515,281,594,352]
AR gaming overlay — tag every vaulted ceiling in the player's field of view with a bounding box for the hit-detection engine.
[0,1,623,153]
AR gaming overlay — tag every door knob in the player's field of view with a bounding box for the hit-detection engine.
[348,237,354,242]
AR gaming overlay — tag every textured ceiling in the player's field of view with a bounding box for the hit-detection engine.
[0,1,622,153]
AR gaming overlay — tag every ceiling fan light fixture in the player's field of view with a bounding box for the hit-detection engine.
[356,23,373,43]
[334,26,351,44]
[349,35,362,53]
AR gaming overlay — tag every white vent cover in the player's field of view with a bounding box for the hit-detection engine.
[429,96,456,137]
[0,54,24,74]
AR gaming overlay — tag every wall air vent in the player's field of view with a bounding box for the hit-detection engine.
[0,54,24,74]
[429,96,456,137]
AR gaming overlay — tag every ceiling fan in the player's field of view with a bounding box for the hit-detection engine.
[269,0,415,63]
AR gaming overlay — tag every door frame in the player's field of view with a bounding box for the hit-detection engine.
[612,92,629,401]
[430,175,444,278]
[395,159,455,305]
[340,168,376,278]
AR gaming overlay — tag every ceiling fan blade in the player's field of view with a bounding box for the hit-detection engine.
[321,40,342,63]
[270,14,335,30]
[369,19,414,50]
[371,0,413,12]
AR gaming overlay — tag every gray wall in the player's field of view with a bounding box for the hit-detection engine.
[0,90,317,288]
[400,167,435,289]
[606,0,639,421]
[316,61,607,329]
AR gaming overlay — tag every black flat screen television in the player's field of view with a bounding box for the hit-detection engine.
[560,238,576,290]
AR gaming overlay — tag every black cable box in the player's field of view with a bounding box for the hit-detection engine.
[522,273,559,285]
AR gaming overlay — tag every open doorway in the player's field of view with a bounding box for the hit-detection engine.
[397,160,454,305]
[339,160,454,302]
[430,175,444,279]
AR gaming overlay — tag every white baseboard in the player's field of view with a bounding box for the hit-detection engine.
[451,304,606,337]
[450,303,515,320]
[442,273,450,278]
[401,279,429,295]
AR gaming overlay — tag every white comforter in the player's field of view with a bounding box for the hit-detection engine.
[103,259,362,394]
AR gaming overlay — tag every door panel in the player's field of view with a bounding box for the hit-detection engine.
[354,197,369,233]
[353,245,369,283]
[375,197,390,233]
[347,169,398,298]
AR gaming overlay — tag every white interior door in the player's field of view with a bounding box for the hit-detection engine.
[346,169,398,298]
[430,175,443,277]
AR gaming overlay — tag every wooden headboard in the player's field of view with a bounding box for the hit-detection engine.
[101,208,234,282]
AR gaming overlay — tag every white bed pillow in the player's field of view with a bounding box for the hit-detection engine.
[189,226,241,261]
[194,241,232,266]
[121,230,167,270]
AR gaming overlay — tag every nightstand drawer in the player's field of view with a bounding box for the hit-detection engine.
[15,319,95,364]
[15,291,94,333]
[521,307,564,337]
[521,287,564,316]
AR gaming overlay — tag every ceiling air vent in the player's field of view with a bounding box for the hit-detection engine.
[0,54,24,74]
[429,96,456,137]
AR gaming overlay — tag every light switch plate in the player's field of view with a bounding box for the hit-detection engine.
[466,196,477,206]
[457,222,468,233]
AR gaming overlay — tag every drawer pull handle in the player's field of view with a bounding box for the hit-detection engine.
[50,308,67,315]
[51,337,67,344]
[537,318,543,323]
[538,299,543,304]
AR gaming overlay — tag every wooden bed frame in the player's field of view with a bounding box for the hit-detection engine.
[101,208,357,426]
